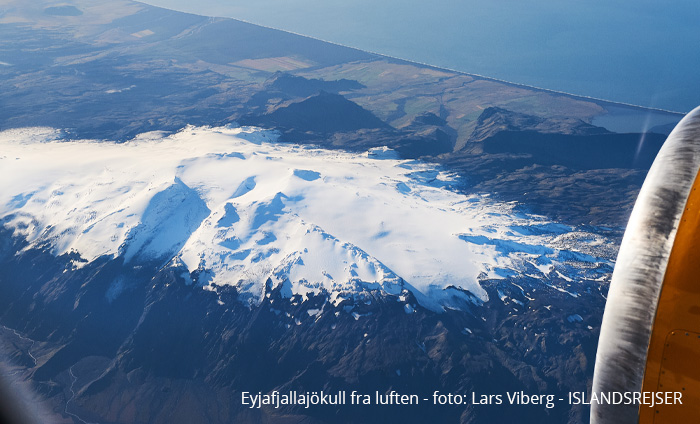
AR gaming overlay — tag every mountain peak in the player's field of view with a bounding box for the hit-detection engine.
[0,126,615,312]
[467,106,609,146]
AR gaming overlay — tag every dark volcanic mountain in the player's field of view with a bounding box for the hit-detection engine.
[266,73,365,97]
[242,91,391,134]
[466,107,610,145]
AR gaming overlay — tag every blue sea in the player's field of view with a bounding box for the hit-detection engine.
[144,0,699,113]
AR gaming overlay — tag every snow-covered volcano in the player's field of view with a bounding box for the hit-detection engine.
[0,126,613,310]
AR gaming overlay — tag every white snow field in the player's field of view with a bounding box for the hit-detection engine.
[0,126,613,310]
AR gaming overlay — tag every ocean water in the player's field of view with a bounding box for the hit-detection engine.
[143,0,700,113]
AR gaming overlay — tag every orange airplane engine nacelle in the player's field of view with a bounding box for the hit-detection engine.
[592,106,700,423]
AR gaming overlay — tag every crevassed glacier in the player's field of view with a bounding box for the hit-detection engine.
[0,125,614,311]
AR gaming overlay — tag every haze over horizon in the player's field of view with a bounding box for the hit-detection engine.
[140,0,700,113]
